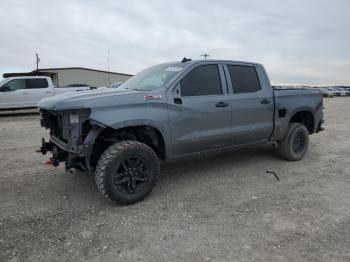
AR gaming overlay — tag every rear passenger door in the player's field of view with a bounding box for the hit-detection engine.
[25,78,52,106]
[167,63,232,157]
[224,64,274,145]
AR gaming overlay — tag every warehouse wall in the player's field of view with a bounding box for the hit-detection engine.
[41,69,131,87]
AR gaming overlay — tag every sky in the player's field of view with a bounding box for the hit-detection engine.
[0,0,349,85]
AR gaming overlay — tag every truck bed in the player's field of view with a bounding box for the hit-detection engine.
[271,88,323,141]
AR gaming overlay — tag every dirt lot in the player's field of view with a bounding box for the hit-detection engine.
[0,98,349,262]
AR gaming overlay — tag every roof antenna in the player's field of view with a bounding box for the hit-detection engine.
[200,53,210,60]
[181,57,192,63]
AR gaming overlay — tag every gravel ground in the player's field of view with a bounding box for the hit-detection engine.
[0,98,349,262]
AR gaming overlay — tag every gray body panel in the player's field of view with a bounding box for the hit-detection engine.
[224,63,275,145]
[38,60,323,162]
[271,88,323,141]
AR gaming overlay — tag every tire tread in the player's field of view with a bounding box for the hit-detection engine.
[278,122,309,161]
[95,140,159,204]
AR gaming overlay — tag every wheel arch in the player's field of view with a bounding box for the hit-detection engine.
[89,123,168,170]
[289,109,314,134]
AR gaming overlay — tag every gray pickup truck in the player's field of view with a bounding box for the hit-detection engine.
[38,59,324,205]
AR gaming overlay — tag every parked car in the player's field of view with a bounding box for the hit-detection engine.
[319,88,334,98]
[0,76,92,110]
[327,87,346,96]
[335,88,348,96]
[327,88,337,96]
[38,59,324,205]
[335,87,350,96]
[325,88,337,96]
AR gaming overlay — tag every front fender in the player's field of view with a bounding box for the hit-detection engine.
[89,102,171,158]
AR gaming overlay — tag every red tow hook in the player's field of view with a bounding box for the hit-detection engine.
[44,159,59,167]
[45,160,54,165]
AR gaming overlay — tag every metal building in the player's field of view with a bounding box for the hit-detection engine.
[3,67,132,87]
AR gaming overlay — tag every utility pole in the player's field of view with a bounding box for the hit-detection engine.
[107,48,111,87]
[35,53,40,70]
[200,53,210,60]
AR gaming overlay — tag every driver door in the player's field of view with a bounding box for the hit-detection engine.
[167,63,232,157]
[0,79,29,108]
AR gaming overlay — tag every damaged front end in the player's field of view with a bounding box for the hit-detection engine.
[39,108,104,173]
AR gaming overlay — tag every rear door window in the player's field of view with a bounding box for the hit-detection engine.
[180,65,222,96]
[26,79,49,89]
[227,65,261,93]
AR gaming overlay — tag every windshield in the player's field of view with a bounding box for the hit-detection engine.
[0,78,8,86]
[120,63,184,91]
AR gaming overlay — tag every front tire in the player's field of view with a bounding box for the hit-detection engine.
[277,123,309,161]
[95,140,160,205]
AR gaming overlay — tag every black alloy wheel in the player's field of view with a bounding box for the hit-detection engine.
[114,156,150,194]
[95,140,160,205]
[277,123,309,161]
[292,130,306,154]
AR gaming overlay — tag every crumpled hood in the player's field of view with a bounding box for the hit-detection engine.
[37,88,143,110]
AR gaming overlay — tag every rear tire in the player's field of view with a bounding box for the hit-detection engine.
[95,140,160,205]
[277,123,309,161]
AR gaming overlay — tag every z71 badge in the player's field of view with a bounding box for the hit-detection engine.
[144,95,162,100]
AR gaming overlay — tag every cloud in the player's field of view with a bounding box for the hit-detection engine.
[0,0,349,85]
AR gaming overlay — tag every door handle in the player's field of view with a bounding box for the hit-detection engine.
[46,91,52,94]
[22,92,29,94]
[261,99,271,104]
[215,102,229,108]
[174,98,182,105]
